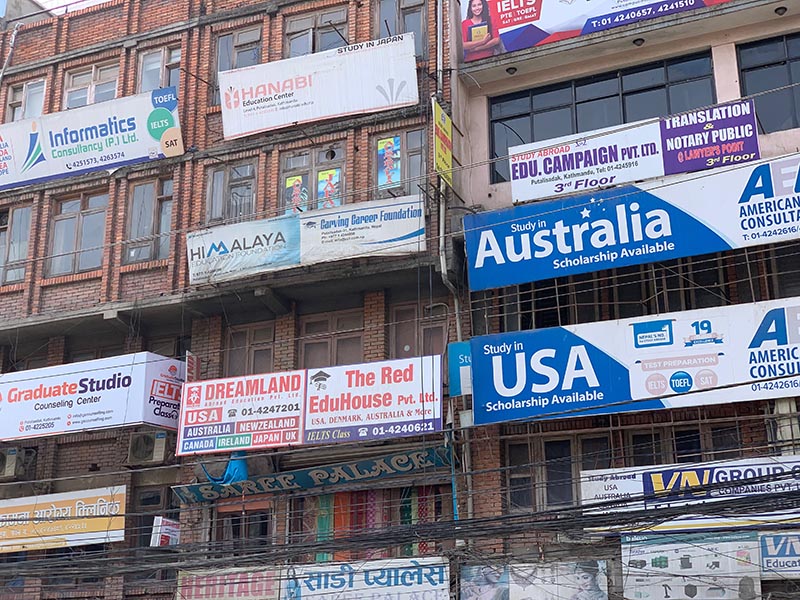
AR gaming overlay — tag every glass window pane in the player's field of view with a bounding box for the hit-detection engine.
[227,331,247,377]
[130,184,155,239]
[0,230,7,267]
[711,426,741,460]
[78,211,105,271]
[66,89,88,109]
[319,29,345,53]
[509,476,533,509]
[252,348,272,374]
[51,217,76,275]
[403,10,423,55]
[237,28,261,45]
[230,184,254,218]
[577,97,621,132]
[94,81,117,103]
[70,71,92,87]
[289,32,312,57]
[335,336,362,365]
[88,193,109,209]
[24,81,44,119]
[217,34,234,72]
[544,439,573,506]
[141,51,162,92]
[8,206,30,263]
[532,84,571,111]
[581,437,610,471]
[97,65,118,80]
[379,0,396,37]
[631,432,662,466]
[210,170,225,221]
[532,107,572,141]
[304,319,329,335]
[491,93,530,119]
[393,307,418,358]
[575,75,618,101]
[407,129,424,150]
[337,313,363,330]
[492,116,531,181]
[744,67,793,133]
[668,79,714,115]
[625,88,668,122]
[508,443,529,468]
[422,324,445,356]
[5,267,24,282]
[622,66,665,92]
[739,39,786,70]
[667,55,712,81]
[157,199,172,259]
[674,429,702,463]
[303,340,329,368]
[235,47,260,69]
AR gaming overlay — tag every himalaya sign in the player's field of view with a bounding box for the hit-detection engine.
[0,88,183,193]
[465,153,800,291]
[471,295,800,426]
[187,196,425,284]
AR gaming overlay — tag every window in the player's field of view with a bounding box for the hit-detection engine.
[214,27,261,104]
[0,552,26,592]
[376,129,424,197]
[226,322,274,376]
[6,80,44,122]
[0,205,31,284]
[46,545,106,586]
[125,179,173,263]
[300,311,363,368]
[281,146,345,214]
[213,505,274,555]
[378,0,425,56]
[285,9,348,58]
[147,336,191,358]
[127,487,179,582]
[139,47,181,93]
[69,346,124,362]
[49,191,108,276]
[629,432,664,467]
[490,52,714,182]
[207,161,256,223]
[390,303,447,359]
[502,274,601,332]
[739,33,800,134]
[64,64,118,108]
[626,425,742,467]
[769,242,800,299]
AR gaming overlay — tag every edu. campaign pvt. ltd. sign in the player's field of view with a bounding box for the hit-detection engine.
[0,88,183,193]
[466,152,800,291]
[220,35,418,140]
[470,295,800,426]
[509,100,759,203]
[177,356,442,455]
[0,352,184,439]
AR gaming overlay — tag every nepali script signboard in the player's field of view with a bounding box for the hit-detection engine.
[460,0,733,62]
[186,195,426,285]
[509,100,759,203]
[470,295,800,426]
[0,352,184,440]
[0,486,126,553]
[177,356,442,455]
[581,455,800,531]
[0,88,183,192]
[466,152,800,291]
[219,35,418,139]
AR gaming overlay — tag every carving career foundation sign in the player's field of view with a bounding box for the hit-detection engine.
[0,486,126,553]
[219,35,418,140]
[465,152,800,292]
[0,88,183,193]
[470,295,800,426]
[177,356,442,455]
[0,352,184,439]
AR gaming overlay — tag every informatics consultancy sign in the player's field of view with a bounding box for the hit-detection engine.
[0,352,184,439]
[220,35,418,140]
[471,295,800,425]
[177,356,442,455]
[0,88,183,193]
[509,100,759,203]
[466,152,800,291]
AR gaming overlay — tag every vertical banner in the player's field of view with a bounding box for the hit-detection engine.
[285,174,311,215]
[377,136,402,188]
[432,98,454,187]
[317,168,342,209]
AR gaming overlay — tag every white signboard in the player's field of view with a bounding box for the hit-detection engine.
[760,533,800,578]
[0,486,126,553]
[623,533,760,600]
[219,35,418,140]
[0,88,183,193]
[581,455,800,531]
[150,516,180,546]
[462,562,610,600]
[0,352,184,440]
[187,195,426,285]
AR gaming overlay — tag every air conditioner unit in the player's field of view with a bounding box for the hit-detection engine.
[128,431,173,465]
[0,448,21,481]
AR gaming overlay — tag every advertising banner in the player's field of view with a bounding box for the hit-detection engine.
[466,152,800,291]
[432,98,454,187]
[509,100,759,203]
[187,195,426,285]
[0,88,182,193]
[149,516,180,546]
[462,561,610,599]
[622,533,760,598]
[760,534,800,578]
[0,486,126,553]
[447,341,473,396]
[172,445,451,503]
[581,455,800,531]
[177,568,280,600]
[177,356,442,455]
[0,352,183,439]
[471,295,800,426]
[283,557,449,600]
[220,35,418,140]
[460,0,734,62]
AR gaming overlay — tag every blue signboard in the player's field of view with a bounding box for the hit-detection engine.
[447,342,472,396]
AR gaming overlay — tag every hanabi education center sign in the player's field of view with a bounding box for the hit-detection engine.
[0,88,183,193]
[0,352,184,439]
[219,35,418,140]
[177,356,442,455]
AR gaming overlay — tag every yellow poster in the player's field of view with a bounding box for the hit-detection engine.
[432,98,453,188]
[0,486,126,553]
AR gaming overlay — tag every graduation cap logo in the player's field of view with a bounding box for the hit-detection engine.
[309,371,331,391]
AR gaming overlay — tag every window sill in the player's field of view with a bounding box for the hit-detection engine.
[0,283,25,294]
[40,270,103,287]
[120,259,169,273]
[207,104,222,115]
[125,580,175,596]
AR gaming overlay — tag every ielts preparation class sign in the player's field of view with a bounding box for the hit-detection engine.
[0,88,183,193]
[177,356,442,455]
[466,152,800,292]
[0,352,184,440]
[471,295,800,426]
[219,35,418,140]
[509,100,759,203]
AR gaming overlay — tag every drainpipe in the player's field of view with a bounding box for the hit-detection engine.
[0,23,23,90]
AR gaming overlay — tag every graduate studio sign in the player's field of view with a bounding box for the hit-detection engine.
[470,295,800,425]
[466,152,800,291]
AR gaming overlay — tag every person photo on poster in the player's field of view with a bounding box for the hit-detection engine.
[461,565,509,600]
[461,0,501,61]
[377,136,401,188]
[317,168,341,209]
[570,561,608,600]
[284,174,309,215]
